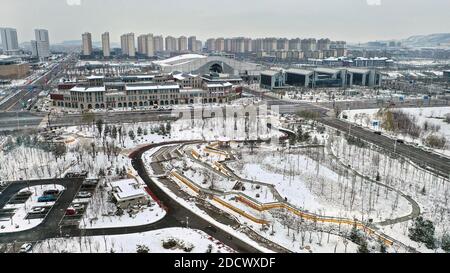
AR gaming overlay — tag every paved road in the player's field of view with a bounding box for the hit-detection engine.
[0,141,263,253]
[0,178,84,243]
[129,142,263,253]
[0,112,44,132]
[252,87,450,178]
[321,118,450,178]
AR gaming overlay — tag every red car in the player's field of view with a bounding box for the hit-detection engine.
[65,208,77,216]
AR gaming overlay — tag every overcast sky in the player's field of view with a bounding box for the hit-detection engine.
[1,0,449,44]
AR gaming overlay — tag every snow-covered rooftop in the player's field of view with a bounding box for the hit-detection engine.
[125,84,180,91]
[153,54,207,67]
[286,68,313,75]
[110,179,148,202]
[70,86,106,92]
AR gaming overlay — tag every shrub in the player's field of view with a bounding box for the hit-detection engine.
[424,134,446,149]
[408,216,436,249]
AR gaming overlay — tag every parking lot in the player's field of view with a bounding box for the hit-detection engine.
[59,178,99,228]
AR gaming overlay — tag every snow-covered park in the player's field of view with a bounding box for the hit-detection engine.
[32,227,233,253]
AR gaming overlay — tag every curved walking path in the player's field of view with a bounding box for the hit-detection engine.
[178,142,422,251]
[327,150,420,226]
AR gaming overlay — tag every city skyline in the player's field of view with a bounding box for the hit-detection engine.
[0,0,449,44]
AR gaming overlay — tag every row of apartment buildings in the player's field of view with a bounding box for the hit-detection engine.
[205,37,347,56]
[81,32,347,59]
[50,72,241,110]
[82,32,202,58]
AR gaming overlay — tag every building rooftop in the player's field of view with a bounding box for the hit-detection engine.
[286,68,313,76]
[205,82,233,88]
[347,68,371,74]
[153,54,207,67]
[110,179,148,202]
[70,86,106,92]
[260,70,282,76]
[125,84,180,91]
[314,67,341,75]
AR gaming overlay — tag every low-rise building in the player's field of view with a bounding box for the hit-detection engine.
[50,72,239,110]
[109,179,150,209]
[0,55,30,79]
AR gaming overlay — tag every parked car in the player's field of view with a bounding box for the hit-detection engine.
[31,207,45,213]
[72,203,85,210]
[17,190,32,196]
[19,243,32,253]
[38,195,57,202]
[65,207,77,216]
[83,179,98,186]
[43,189,60,196]
[76,191,92,198]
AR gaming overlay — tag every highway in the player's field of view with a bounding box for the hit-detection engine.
[0,54,75,113]
[0,112,44,132]
[320,118,450,178]
[246,86,450,178]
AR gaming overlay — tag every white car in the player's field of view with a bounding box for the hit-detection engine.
[19,243,32,253]
[76,191,92,198]
[31,207,46,213]
[72,203,85,210]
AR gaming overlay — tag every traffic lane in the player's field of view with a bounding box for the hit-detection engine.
[321,118,450,176]
[131,143,262,253]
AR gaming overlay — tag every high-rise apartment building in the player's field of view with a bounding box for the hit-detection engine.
[317,38,331,51]
[153,35,164,52]
[288,38,302,50]
[0,27,19,52]
[215,38,225,52]
[138,34,154,57]
[195,40,202,52]
[81,32,93,56]
[165,36,178,52]
[301,38,317,52]
[206,38,215,52]
[102,32,110,57]
[121,33,135,57]
[277,38,289,51]
[263,38,277,52]
[178,36,188,52]
[33,29,50,60]
[188,36,197,52]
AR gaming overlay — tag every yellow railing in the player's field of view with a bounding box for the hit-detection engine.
[235,195,393,246]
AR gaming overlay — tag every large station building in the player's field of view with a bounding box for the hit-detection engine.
[260,67,382,90]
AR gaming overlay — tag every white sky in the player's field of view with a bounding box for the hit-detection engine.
[0,0,449,44]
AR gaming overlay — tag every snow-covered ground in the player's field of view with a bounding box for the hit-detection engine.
[0,185,65,233]
[341,106,450,156]
[32,227,234,253]
[80,178,166,229]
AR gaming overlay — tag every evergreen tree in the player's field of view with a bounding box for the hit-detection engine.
[408,216,436,249]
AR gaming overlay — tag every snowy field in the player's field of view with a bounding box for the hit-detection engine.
[32,228,234,253]
[227,144,411,223]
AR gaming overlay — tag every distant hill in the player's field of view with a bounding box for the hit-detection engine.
[402,33,450,47]
[57,40,120,48]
